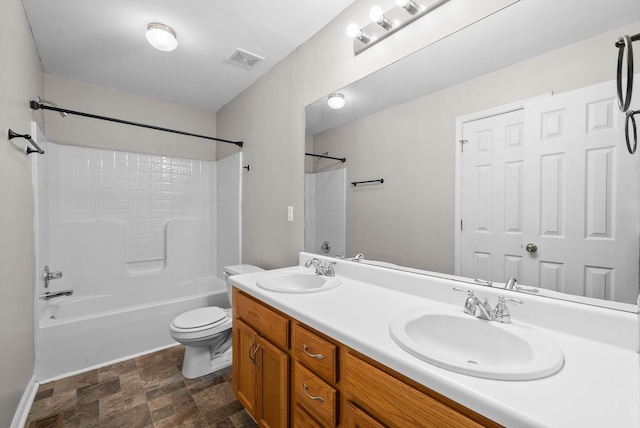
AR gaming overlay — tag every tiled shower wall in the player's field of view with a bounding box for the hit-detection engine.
[37,140,240,280]
[305,169,346,257]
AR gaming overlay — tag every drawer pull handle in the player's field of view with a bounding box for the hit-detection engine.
[302,344,324,360]
[302,383,325,403]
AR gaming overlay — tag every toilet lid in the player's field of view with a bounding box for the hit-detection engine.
[172,307,228,329]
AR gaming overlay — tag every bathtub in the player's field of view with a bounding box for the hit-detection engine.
[36,276,228,381]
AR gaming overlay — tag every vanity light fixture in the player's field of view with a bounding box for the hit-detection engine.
[370,6,393,31]
[347,0,449,55]
[347,23,371,44]
[396,0,420,15]
[145,22,178,52]
[327,93,346,109]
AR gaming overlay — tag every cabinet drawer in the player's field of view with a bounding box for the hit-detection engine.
[234,289,289,349]
[294,404,323,428]
[293,324,338,383]
[345,352,496,428]
[294,361,338,427]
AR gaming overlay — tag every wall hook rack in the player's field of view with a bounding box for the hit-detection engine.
[7,129,44,155]
[351,178,384,186]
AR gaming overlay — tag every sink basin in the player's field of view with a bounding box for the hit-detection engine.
[389,307,563,380]
[257,269,342,293]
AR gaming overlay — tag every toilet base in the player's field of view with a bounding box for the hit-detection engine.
[181,345,233,379]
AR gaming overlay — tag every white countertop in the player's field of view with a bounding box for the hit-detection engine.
[230,254,640,427]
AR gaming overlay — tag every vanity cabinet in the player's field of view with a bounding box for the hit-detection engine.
[233,288,501,428]
[233,291,289,428]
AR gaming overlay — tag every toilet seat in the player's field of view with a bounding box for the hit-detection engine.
[173,307,228,330]
[170,307,232,340]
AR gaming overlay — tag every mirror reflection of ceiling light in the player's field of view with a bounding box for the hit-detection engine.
[327,93,346,109]
[146,23,178,52]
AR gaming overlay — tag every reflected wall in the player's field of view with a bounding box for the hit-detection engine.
[309,22,640,274]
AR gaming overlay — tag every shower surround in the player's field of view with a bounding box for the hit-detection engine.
[33,134,241,380]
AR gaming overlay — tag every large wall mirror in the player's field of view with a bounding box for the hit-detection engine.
[305,0,640,311]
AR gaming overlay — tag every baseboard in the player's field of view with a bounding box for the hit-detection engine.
[10,374,38,428]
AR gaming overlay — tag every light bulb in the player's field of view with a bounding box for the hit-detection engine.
[347,23,361,38]
[369,6,384,23]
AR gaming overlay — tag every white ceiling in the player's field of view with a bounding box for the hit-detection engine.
[21,0,355,112]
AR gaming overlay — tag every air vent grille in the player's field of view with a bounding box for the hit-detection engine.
[225,48,265,70]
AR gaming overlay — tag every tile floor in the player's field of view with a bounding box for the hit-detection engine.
[25,345,257,428]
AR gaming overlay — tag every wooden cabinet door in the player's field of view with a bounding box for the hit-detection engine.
[256,335,289,428]
[233,319,258,419]
[344,401,386,428]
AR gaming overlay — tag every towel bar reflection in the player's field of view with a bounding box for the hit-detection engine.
[351,178,384,186]
[8,129,44,155]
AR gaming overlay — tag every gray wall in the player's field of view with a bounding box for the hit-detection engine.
[217,0,517,269]
[0,0,43,424]
[312,22,640,273]
[43,74,218,160]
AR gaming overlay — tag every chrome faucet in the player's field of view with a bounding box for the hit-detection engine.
[40,290,73,301]
[454,287,523,323]
[504,276,539,294]
[304,258,336,277]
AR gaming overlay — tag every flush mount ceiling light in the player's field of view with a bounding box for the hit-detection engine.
[347,0,449,55]
[145,22,178,52]
[327,93,345,109]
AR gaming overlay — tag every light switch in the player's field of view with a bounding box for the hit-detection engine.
[287,206,294,222]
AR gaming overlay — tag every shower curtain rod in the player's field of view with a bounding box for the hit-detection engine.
[29,100,243,147]
[305,152,346,162]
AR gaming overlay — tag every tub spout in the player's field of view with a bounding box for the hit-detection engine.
[40,290,74,301]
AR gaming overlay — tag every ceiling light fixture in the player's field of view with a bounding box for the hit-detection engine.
[327,93,346,109]
[145,22,178,52]
[347,0,449,55]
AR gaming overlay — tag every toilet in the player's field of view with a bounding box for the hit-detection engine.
[170,264,263,379]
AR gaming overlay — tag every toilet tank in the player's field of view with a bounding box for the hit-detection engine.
[223,264,263,306]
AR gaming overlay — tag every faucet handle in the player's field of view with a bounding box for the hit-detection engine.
[453,287,476,315]
[493,296,523,324]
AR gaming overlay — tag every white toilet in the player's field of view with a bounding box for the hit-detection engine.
[170,264,263,379]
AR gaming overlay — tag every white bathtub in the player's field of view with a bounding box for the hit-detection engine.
[36,277,228,381]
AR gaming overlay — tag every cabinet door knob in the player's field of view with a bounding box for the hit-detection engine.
[302,344,324,360]
[303,384,325,403]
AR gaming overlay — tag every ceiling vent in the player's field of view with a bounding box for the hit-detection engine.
[225,48,265,70]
